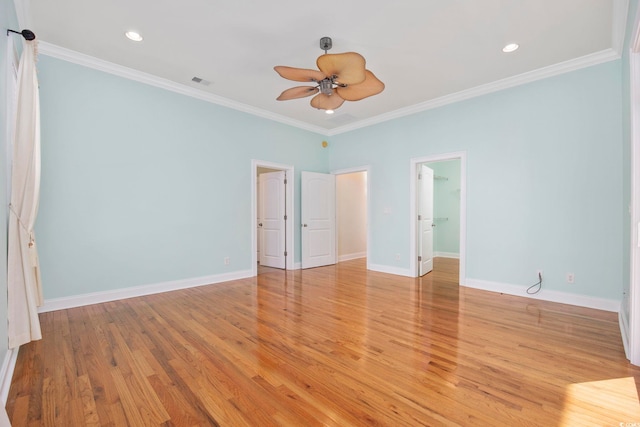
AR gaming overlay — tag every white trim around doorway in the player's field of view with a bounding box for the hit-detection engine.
[627,1,640,366]
[332,165,372,271]
[409,152,467,283]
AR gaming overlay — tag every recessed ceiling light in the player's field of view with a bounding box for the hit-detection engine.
[502,43,519,53]
[125,31,143,42]
[325,109,335,115]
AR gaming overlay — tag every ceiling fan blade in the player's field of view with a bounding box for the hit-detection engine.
[310,92,345,110]
[317,52,366,85]
[274,66,327,82]
[336,70,385,101]
[276,86,320,101]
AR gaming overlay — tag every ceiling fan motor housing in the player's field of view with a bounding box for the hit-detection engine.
[319,78,333,95]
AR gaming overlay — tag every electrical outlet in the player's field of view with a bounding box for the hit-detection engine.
[566,273,575,284]
[224,257,230,265]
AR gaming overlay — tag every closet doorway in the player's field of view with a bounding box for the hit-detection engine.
[410,153,466,282]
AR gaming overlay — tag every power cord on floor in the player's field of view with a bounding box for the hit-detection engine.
[527,272,542,294]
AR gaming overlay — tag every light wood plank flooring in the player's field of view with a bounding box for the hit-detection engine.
[6,258,640,426]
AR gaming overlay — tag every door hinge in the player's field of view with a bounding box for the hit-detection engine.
[284,178,288,185]
[418,256,422,262]
[284,215,287,220]
[418,215,422,220]
[284,251,288,256]
[418,173,422,180]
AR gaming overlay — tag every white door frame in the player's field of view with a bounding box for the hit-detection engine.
[409,152,466,281]
[628,4,640,366]
[251,160,294,276]
[332,165,371,271]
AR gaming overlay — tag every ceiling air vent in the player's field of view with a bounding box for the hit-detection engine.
[191,76,211,86]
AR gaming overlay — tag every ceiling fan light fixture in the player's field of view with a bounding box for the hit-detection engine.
[502,43,519,53]
[125,31,143,42]
[274,37,384,112]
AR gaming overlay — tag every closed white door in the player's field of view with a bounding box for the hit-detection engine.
[259,171,286,269]
[301,171,336,269]
[419,165,434,276]
[256,177,261,261]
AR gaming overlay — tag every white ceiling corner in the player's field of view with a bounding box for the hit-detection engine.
[613,0,631,54]
[11,0,31,29]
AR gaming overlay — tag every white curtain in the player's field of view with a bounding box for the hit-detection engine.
[7,38,43,349]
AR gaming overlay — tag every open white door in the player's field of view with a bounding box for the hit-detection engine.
[301,171,336,269]
[259,171,286,269]
[418,165,434,276]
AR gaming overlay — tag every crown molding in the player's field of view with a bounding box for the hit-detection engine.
[37,42,328,135]
[327,48,621,136]
[38,41,621,138]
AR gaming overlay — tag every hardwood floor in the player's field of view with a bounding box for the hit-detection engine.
[6,258,640,426]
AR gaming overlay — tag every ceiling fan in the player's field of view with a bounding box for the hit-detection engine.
[274,37,384,113]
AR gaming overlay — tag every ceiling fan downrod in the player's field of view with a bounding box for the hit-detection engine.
[320,36,332,54]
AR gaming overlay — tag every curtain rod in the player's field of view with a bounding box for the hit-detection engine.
[6,29,36,40]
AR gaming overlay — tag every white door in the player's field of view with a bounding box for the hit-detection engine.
[301,171,336,269]
[259,171,286,269]
[418,165,434,276]
[256,177,261,261]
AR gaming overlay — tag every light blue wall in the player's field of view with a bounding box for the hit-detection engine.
[32,17,632,304]
[36,56,328,299]
[429,160,460,255]
[328,61,623,300]
[1,0,19,362]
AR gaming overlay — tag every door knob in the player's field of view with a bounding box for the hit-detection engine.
[303,224,308,227]
[258,223,263,227]
[431,223,436,227]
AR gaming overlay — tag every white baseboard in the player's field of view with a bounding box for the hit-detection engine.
[0,348,18,404]
[368,263,414,278]
[620,302,631,360]
[39,269,254,313]
[338,252,366,262]
[465,278,620,312]
[434,252,460,259]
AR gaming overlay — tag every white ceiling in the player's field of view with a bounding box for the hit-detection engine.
[16,0,625,135]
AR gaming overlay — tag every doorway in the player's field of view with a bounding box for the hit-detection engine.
[251,160,294,276]
[410,153,466,282]
[333,166,371,270]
